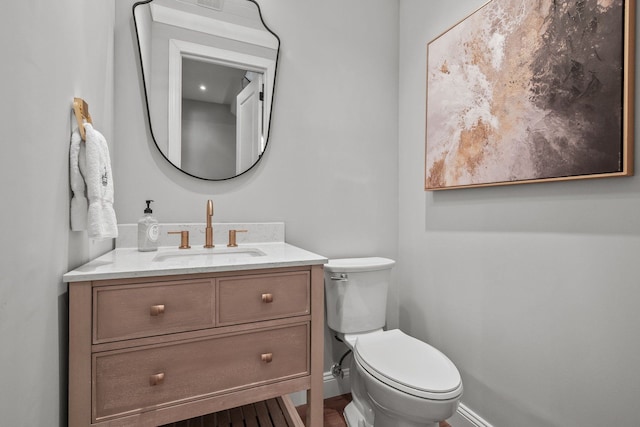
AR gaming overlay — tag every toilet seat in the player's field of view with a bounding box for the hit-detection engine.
[354,329,462,401]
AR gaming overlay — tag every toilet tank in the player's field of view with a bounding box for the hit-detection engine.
[324,257,396,334]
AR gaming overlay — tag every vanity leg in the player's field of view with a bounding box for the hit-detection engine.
[307,265,325,427]
[68,281,92,427]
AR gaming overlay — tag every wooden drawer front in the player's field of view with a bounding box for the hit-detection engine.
[94,279,215,343]
[93,323,309,421]
[217,271,310,326]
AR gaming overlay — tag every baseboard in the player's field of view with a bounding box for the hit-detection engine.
[289,368,352,406]
[289,371,494,427]
[449,402,494,427]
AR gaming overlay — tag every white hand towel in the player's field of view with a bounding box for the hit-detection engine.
[69,128,88,231]
[84,123,118,240]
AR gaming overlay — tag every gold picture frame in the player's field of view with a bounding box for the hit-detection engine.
[425,0,635,190]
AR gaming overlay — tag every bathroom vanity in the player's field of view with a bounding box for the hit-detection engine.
[64,241,326,427]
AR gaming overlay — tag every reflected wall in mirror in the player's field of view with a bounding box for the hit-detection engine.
[133,0,279,180]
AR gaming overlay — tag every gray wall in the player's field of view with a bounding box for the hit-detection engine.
[181,99,236,179]
[0,3,397,425]
[115,0,399,256]
[115,0,399,370]
[6,2,632,426]
[0,1,115,425]
[399,1,640,426]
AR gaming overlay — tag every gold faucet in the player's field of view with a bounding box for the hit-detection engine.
[204,200,214,248]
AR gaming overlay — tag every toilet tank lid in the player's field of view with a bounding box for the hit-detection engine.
[325,257,395,273]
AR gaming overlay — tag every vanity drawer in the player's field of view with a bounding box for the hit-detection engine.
[93,323,309,421]
[217,271,310,325]
[93,279,215,343]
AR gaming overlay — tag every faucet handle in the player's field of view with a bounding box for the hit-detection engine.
[168,231,191,249]
[227,229,248,247]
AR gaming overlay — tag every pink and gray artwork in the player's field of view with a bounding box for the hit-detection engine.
[426,0,626,189]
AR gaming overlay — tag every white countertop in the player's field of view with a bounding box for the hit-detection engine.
[63,242,327,282]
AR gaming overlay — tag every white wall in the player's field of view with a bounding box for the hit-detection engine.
[399,1,640,426]
[0,1,115,425]
[114,0,399,370]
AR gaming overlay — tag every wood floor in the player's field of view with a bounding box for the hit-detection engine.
[296,394,452,427]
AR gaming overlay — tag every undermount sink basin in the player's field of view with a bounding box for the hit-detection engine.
[152,247,266,263]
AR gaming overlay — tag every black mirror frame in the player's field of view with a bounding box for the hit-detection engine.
[132,0,281,181]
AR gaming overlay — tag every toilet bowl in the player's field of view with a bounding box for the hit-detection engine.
[324,258,462,427]
[353,329,462,427]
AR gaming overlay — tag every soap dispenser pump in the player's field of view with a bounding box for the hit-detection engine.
[138,200,159,252]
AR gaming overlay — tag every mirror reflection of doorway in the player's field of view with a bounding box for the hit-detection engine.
[180,58,263,179]
[165,39,275,179]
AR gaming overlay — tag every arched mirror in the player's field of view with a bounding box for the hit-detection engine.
[133,0,279,180]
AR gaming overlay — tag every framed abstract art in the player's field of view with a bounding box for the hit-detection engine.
[425,0,635,190]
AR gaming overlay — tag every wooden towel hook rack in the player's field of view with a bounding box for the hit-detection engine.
[73,97,93,141]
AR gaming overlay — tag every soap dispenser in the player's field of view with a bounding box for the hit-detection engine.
[138,200,159,252]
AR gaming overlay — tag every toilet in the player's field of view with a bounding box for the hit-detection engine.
[324,257,463,427]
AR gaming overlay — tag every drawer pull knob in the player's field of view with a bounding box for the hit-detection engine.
[149,372,165,386]
[261,293,274,303]
[150,304,165,316]
[261,353,273,363]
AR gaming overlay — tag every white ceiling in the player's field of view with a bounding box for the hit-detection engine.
[181,57,248,105]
